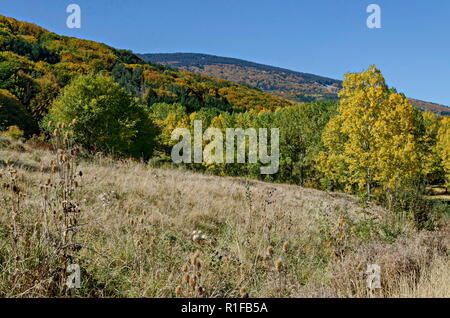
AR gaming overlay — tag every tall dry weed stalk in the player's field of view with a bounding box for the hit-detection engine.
[0,121,84,296]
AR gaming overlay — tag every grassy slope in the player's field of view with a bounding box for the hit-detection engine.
[140,53,450,116]
[0,136,448,297]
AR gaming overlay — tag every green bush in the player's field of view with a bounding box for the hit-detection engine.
[45,73,158,159]
[3,125,24,140]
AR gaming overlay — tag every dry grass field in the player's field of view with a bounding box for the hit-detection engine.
[0,135,448,298]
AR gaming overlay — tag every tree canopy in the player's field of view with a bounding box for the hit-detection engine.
[46,74,157,158]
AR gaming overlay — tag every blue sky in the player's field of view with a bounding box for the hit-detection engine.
[1,0,449,105]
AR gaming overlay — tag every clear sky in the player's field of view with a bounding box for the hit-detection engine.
[1,0,449,106]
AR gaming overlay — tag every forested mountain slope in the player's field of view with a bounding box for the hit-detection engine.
[0,15,292,135]
[140,53,450,116]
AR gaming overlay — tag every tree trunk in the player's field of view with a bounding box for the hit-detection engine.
[367,167,372,201]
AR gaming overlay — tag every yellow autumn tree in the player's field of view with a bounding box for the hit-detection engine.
[318,65,420,200]
[437,117,450,189]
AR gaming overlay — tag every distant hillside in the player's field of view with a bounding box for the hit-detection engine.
[408,99,450,116]
[139,53,342,103]
[0,16,291,135]
[139,53,450,116]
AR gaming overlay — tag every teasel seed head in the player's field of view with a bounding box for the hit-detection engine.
[183,273,189,284]
[266,246,274,257]
[282,242,289,253]
[12,185,20,194]
[175,286,182,296]
[240,287,248,298]
[275,258,283,272]
[189,275,197,288]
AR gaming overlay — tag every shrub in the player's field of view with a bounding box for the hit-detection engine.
[45,73,158,159]
[0,89,36,135]
[3,125,24,140]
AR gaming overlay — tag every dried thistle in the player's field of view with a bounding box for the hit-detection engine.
[189,275,197,288]
[282,242,289,253]
[275,258,283,272]
[196,286,204,296]
[183,273,190,284]
[175,285,182,296]
[266,246,274,257]
[240,287,249,298]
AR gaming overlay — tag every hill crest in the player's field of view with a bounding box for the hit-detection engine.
[139,52,450,116]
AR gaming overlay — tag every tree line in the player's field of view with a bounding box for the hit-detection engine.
[39,66,450,204]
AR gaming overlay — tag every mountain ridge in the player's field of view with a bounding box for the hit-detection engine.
[139,52,450,116]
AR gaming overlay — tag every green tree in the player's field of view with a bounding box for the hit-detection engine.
[148,102,189,156]
[272,101,338,186]
[46,73,157,158]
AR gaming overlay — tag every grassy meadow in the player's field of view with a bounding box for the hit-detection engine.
[0,134,448,298]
